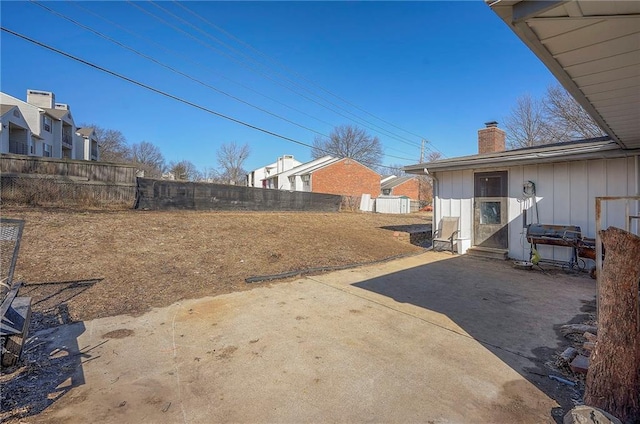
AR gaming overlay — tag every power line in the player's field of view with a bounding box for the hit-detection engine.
[29,0,332,140]
[128,0,424,151]
[173,0,433,143]
[171,0,448,158]
[1,26,414,170]
[149,0,424,149]
[64,0,421,161]
[46,2,417,164]
[63,0,338,133]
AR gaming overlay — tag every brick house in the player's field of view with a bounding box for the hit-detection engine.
[380,175,420,200]
[288,157,380,198]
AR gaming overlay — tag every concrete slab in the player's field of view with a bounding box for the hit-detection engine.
[17,252,595,423]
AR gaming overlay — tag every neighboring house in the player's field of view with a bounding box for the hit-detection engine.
[75,127,100,161]
[265,155,336,191]
[292,157,380,198]
[246,155,301,188]
[264,155,381,198]
[380,175,420,199]
[0,89,98,161]
[0,104,34,156]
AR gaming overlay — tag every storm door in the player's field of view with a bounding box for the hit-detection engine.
[473,171,508,249]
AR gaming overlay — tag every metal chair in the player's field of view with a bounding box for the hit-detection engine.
[433,217,460,253]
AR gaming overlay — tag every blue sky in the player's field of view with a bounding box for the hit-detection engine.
[0,1,558,173]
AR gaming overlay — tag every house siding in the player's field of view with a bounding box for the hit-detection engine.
[434,156,639,262]
[1,91,92,161]
[311,159,380,197]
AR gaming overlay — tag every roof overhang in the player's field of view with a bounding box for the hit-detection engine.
[405,140,640,174]
[488,0,640,150]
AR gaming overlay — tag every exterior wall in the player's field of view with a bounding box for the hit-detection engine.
[1,124,10,154]
[248,156,302,188]
[267,156,333,191]
[433,169,474,247]
[0,93,60,159]
[507,156,639,262]
[1,93,43,136]
[310,159,380,197]
[50,119,63,158]
[290,174,311,192]
[75,133,86,160]
[247,162,276,187]
[390,178,420,199]
[0,108,33,155]
[434,155,640,261]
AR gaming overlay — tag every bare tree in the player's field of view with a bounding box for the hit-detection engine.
[425,151,442,162]
[504,94,558,149]
[418,152,440,204]
[131,141,165,178]
[80,123,131,163]
[168,160,200,181]
[383,163,407,177]
[216,142,250,185]
[545,85,606,140]
[312,125,383,169]
[505,84,606,149]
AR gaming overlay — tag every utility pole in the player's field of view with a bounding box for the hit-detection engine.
[418,139,425,204]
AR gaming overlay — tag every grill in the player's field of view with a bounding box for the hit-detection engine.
[526,224,582,268]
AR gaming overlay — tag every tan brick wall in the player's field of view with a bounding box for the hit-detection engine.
[478,127,506,154]
[311,158,380,197]
[391,178,420,200]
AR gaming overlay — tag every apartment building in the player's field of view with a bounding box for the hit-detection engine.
[0,89,99,161]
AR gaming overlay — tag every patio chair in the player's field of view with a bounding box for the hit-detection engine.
[433,216,459,253]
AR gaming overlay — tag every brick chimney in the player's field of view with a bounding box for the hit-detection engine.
[478,121,505,154]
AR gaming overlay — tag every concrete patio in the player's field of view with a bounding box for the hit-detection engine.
[10,251,595,423]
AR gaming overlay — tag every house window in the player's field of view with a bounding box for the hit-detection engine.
[43,144,52,157]
[43,116,52,132]
[383,189,391,195]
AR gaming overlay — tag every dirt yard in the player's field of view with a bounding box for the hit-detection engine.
[1,207,430,328]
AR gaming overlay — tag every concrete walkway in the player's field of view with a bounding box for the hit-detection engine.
[21,252,595,423]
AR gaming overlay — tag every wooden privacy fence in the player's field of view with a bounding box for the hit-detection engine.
[1,155,343,212]
[0,154,137,208]
[1,154,136,183]
[136,178,342,212]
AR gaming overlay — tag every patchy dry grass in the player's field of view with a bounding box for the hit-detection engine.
[2,207,430,325]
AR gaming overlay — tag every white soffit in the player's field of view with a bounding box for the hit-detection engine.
[489,0,640,149]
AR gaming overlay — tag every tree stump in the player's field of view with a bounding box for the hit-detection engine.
[584,227,640,424]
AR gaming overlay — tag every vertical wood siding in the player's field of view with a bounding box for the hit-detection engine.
[435,155,638,261]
